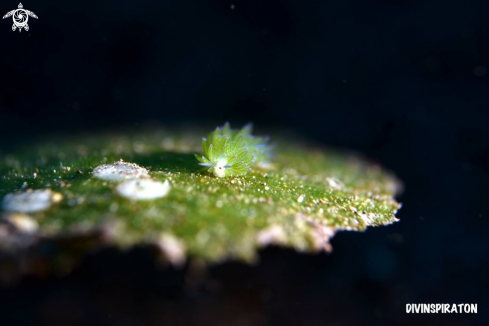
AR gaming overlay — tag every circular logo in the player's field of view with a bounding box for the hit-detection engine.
[13,9,28,27]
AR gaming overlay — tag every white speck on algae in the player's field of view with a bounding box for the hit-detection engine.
[2,189,63,213]
[257,225,286,246]
[326,177,344,190]
[116,179,171,201]
[92,160,148,182]
[256,161,274,170]
[156,233,186,267]
[309,223,335,253]
[1,213,39,233]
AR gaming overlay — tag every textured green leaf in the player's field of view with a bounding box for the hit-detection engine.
[0,127,402,281]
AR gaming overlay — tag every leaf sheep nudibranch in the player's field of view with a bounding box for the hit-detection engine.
[195,123,271,177]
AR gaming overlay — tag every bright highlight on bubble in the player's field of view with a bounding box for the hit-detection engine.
[116,179,171,201]
[2,189,62,213]
[93,160,148,182]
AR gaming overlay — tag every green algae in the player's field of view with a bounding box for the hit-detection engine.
[0,127,402,275]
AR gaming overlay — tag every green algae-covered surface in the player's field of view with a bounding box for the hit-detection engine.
[0,127,402,279]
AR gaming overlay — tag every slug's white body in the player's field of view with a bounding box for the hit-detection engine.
[213,158,229,177]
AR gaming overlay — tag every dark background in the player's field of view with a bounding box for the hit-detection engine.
[1,0,488,325]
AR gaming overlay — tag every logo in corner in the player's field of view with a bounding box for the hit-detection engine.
[3,3,38,32]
